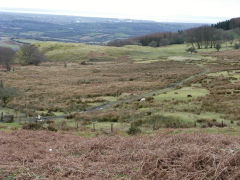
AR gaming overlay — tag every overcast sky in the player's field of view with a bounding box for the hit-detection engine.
[0,0,239,23]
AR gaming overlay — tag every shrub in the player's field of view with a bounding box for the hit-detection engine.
[45,120,54,124]
[81,61,87,65]
[47,125,58,132]
[127,126,141,135]
[66,113,77,119]
[146,111,152,116]
[186,47,197,54]
[4,115,14,123]
[215,43,222,51]
[207,122,213,127]
[234,43,240,49]
[22,122,43,130]
[0,83,19,107]
[201,124,208,128]
[146,96,154,102]
[196,118,209,123]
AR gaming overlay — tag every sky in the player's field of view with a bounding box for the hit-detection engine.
[0,0,239,23]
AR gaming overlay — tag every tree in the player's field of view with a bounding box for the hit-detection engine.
[17,44,47,65]
[0,47,15,71]
[215,43,222,52]
[0,80,19,107]
[185,26,224,49]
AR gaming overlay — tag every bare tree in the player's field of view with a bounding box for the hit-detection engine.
[0,80,19,107]
[0,47,15,71]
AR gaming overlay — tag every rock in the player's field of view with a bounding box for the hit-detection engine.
[140,98,146,102]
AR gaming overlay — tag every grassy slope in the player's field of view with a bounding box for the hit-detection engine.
[37,41,228,62]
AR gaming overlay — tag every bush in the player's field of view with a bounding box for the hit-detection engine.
[0,83,19,107]
[17,45,47,65]
[215,43,222,51]
[4,115,14,123]
[45,120,54,124]
[146,96,154,102]
[22,122,43,130]
[196,118,209,123]
[66,113,77,119]
[234,43,240,49]
[214,122,227,128]
[127,126,141,135]
[47,125,58,132]
[186,47,197,54]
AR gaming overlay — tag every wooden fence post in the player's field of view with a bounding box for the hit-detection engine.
[0,112,3,121]
[111,123,114,133]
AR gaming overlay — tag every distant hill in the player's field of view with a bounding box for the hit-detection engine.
[0,12,202,45]
[108,17,240,48]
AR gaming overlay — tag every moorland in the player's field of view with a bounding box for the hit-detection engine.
[1,16,240,179]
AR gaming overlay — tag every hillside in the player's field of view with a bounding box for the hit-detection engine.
[0,12,202,44]
[1,36,240,179]
[1,130,240,179]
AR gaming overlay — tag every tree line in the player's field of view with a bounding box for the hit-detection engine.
[214,17,240,30]
[108,18,240,49]
[107,31,184,47]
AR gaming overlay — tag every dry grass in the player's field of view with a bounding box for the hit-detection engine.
[0,130,240,179]
[0,61,200,113]
[202,49,240,61]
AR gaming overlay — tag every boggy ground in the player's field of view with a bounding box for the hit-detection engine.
[0,130,240,180]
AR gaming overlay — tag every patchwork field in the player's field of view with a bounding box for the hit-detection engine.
[0,37,21,50]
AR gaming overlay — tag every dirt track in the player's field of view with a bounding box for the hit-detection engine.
[1,130,240,179]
